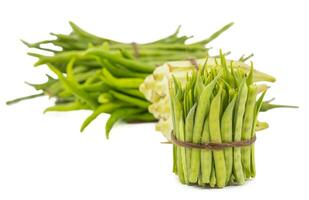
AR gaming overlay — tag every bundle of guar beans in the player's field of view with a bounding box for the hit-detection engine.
[169,52,267,187]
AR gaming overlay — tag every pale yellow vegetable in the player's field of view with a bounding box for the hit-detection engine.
[139,57,275,138]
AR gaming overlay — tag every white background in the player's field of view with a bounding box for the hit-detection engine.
[0,0,308,199]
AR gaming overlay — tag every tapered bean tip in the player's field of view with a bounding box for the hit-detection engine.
[20,39,31,47]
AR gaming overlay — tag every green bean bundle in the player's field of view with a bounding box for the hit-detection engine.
[21,21,234,66]
[8,22,236,137]
[169,52,268,187]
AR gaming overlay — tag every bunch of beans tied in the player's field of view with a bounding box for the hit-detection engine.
[169,54,267,187]
[7,22,235,137]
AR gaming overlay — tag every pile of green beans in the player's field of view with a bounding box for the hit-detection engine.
[7,22,236,137]
[35,47,159,138]
[170,52,267,187]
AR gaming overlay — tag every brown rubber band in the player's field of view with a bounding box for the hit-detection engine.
[131,42,139,58]
[188,58,199,70]
[170,134,256,150]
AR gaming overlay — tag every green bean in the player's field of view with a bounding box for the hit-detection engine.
[198,175,206,187]
[171,90,185,183]
[201,117,212,184]
[169,80,179,175]
[105,107,145,138]
[74,69,101,83]
[209,88,226,188]
[101,68,144,89]
[123,112,156,123]
[173,145,177,174]
[260,102,298,112]
[241,85,257,178]
[22,39,60,53]
[119,48,135,60]
[6,93,44,105]
[85,48,156,73]
[191,22,234,46]
[100,59,148,78]
[44,101,88,113]
[251,91,267,177]
[233,80,248,184]
[114,88,145,99]
[97,71,145,99]
[169,79,177,174]
[69,21,117,44]
[178,110,188,183]
[185,103,197,178]
[48,64,98,109]
[81,82,110,92]
[146,25,180,44]
[25,74,57,90]
[55,97,75,104]
[80,102,130,132]
[209,164,217,188]
[221,95,236,183]
[30,51,82,66]
[189,75,219,183]
[109,90,150,109]
[220,49,233,85]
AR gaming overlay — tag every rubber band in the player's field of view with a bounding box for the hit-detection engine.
[170,133,256,150]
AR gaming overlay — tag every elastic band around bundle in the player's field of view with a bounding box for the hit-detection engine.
[170,134,256,150]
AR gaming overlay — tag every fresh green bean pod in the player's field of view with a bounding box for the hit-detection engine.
[169,80,178,175]
[44,101,88,113]
[109,90,150,109]
[209,88,226,188]
[251,91,267,177]
[201,117,212,184]
[233,79,248,184]
[48,64,98,109]
[105,107,145,138]
[101,68,144,89]
[241,85,257,178]
[85,48,156,73]
[123,112,156,123]
[6,93,44,105]
[80,102,130,132]
[209,164,217,188]
[178,110,188,183]
[189,75,219,183]
[184,104,197,178]
[113,88,145,99]
[99,59,148,78]
[221,96,236,183]
[173,92,185,183]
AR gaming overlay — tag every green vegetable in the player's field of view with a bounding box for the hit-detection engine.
[169,54,276,187]
[233,79,248,184]
[221,96,236,183]
[209,88,226,188]
[9,22,237,137]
